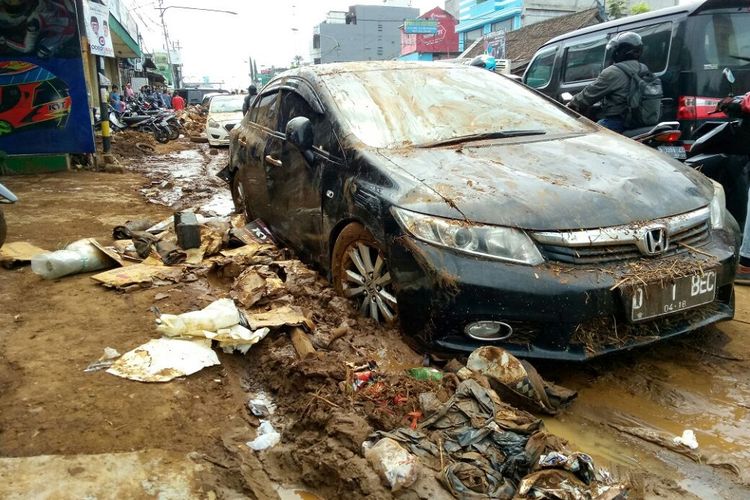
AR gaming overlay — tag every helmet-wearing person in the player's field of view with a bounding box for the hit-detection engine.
[470,54,496,72]
[568,32,649,133]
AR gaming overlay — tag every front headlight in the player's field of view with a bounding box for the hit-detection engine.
[392,207,544,265]
[208,118,220,129]
[709,180,726,229]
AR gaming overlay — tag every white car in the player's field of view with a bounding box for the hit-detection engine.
[205,95,245,147]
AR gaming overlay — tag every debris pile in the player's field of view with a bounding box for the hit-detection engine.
[176,106,207,140]
[109,130,157,159]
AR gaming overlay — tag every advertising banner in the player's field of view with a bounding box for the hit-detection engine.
[0,0,95,154]
[484,30,507,60]
[153,52,172,85]
[83,0,115,58]
[404,19,438,35]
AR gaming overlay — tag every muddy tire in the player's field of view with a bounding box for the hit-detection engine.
[0,208,6,248]
[332,223,398,323]
[167,125,179,141]
[154,128,170,144]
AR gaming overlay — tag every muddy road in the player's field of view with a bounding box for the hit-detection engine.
[0,139,749,498]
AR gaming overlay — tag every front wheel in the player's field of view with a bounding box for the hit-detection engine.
[332,223,398,323]
[168,123,180,140]
[154,127,170,144]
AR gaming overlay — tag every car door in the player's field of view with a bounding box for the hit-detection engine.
[262,88,341,262]
[235,89,281,224]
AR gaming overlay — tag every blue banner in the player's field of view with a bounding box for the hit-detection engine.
[0,0,95,154]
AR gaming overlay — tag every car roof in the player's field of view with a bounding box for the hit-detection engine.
[541,0,706,46]
[268,60,466,85]
[210,94,243,101]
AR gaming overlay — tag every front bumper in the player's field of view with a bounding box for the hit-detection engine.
[206,125,231,146]
[389,228,738,361]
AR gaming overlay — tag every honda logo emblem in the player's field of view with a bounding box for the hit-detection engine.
[640,226,669,256]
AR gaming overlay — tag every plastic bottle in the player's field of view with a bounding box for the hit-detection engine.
[31,239,114,280]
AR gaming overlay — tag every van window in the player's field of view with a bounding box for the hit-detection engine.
[699,13,750,68]
[563,36,608,83]
[633,22,672,73]
[525,45,557,89]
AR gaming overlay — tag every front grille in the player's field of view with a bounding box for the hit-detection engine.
[224,123,235,131]
[538,221,710,265]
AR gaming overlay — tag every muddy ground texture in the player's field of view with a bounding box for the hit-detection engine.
[1,138,750,499]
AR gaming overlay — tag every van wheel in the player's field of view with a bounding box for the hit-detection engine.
[332,223,398,323]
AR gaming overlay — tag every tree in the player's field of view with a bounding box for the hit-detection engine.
[291,55,303,68]
[607,0,626,19]
[630,2,650,15]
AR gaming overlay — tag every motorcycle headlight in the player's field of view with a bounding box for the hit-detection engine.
[709,180,726,229]
[208,119,220,129]
[392,207,544,265]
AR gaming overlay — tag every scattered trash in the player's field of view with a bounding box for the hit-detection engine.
[156,298,270,354]
[31,239,119,280]
[466,346,577,414]
[408,367,443,381]
[84,347,121,373]
[246,421,281,451]
[363,437,418,492]
[229,219,275,246]
[175,212,201,249]
[106,338,220,382]
[113,219,157,240]
[154,293,169,301]
[0,242,47,269]
[232,265,287,308]
[538,451,595,484]
[155,240,187,265]
[91,263,183,290]
[244,305,314,331]
[674,429,699,450]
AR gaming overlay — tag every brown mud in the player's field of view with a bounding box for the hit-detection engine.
[1,142,749,498]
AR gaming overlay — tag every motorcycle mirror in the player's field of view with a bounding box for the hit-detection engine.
[723,68,736,84]
[560,92,573,103]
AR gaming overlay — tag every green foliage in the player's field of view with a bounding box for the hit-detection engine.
[608,0,626,19]
[630,2,651,15]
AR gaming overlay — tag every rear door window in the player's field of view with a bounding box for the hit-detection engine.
[562,35,608,83]
[525,45,558,89]
[632,22,673,74]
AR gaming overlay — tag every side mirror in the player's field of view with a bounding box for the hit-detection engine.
[286,116,314,152]
[723,67,736,84]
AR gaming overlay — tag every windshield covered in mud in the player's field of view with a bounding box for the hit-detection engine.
[209,96,244,113]
[321,65,589,148]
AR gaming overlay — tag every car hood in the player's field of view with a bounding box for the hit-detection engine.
[383,131,714,231]
[208,112,242,123]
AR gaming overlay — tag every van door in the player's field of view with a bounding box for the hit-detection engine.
[557,33,611,104]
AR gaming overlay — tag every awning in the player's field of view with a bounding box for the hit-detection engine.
[109,14,141,59]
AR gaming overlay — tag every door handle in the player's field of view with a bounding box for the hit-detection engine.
[265,155,283,167]
[238,137,247,146]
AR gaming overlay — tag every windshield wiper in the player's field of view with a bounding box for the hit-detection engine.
[419,129,546,148]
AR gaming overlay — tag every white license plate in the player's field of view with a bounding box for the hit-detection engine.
[627,270,717,322]
[657,145,686,160]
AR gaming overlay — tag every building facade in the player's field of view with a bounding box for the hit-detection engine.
[400,7,459,61]
[311,4,419,64]
[456,0,599,51]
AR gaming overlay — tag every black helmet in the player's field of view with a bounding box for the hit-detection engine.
[248,84,257,95]
[607,32,643,63]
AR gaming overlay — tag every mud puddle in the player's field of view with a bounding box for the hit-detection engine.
[535,290,750,497]
[130,143,233,216]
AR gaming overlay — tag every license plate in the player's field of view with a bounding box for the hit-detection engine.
[657,145,686,160]
[626,270,717,322]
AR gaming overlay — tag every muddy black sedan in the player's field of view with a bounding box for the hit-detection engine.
[223,61,739,361]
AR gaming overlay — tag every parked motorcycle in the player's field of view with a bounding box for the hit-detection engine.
[685,68,750,229]
[0,182,18,248]
[560,92,685,160]
[109,105,173,144]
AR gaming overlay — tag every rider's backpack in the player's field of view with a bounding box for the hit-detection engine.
[615,62,663,127]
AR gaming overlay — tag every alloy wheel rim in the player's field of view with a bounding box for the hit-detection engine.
[342,242,397,323]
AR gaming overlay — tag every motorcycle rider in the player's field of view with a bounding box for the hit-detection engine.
[568,32,650,133]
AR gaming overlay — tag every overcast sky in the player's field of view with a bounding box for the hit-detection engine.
[133,0,439,88]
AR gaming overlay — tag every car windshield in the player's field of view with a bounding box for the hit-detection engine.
[321,65,589,148]
[210,97,244,113]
